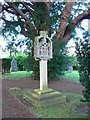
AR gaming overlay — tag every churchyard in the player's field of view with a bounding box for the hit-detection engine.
[2,70,79,82]
[1,30,89,119]
[2,70,89,118]
[1,1,89,119]
[1,31,89,119]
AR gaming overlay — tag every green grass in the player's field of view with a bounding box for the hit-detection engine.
[2,71,33,80]
[2,70,80,82]
[27,93,88,118]
[61,71,79,83]
[9,87,88,118]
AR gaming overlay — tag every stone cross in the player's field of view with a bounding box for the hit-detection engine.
[34,31,53,90]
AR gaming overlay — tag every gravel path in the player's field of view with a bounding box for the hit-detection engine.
[2,77,84,118]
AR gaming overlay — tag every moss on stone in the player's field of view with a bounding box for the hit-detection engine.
[34,88,54,95]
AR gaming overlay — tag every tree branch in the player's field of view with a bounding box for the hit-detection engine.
[45,2,52,14]
[0,5,19,15]
[61,10,90,43]
[55,1,74,40]
[20,2,34,16]
[7,3,32,28]
[20,26,29,37]
[72,10,90,28]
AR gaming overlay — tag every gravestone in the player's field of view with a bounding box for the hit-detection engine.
[68,66,73,73]
[10,58,18,72]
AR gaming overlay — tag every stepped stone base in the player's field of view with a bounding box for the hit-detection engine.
[22,88,66,107]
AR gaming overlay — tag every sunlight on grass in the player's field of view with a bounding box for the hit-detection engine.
[9,87,88,118]
[2,71,33,80]
[61,71,79,83]
[2,70,80,82]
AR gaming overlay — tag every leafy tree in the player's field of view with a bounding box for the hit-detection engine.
[2,58,11,74]
[1,2,89,42]
[66,56,79,70]
[75,32,90,102]
[5,34,18,56]
[15,54,27,71]
[0,1,90,81]
[72,56,79,70]
[24,41,70,81]
[48,40,70,81]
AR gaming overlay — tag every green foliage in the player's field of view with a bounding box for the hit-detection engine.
[2,58,11,74]
[33,3,51,31]
[68,56,79,70]
[3,71,33,80]
[61,71,79,82]
[25,92,87,118]
[24,55,39,80]
[1,2,89,85]
[23,55,34,71]
[9,54,27,71]
[22,40,71,81]
[32,40,70,81]
[75,33,90,102]
[72,56,79,70]
[15,54,27,71]
[49,40,70,80]
[2,2,89,56]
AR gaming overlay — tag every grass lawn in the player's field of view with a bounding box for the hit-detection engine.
[9,87,88,118]
[61,71,79,83]
[2,70,79,83]
[2,71,33,80]
[29,93,88,118]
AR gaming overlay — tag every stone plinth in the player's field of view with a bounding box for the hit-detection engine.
[22,88,66,107]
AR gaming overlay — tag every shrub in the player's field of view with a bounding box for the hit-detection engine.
[75,36,90,102]
[70,56,79,70]
[15,54,27,71]
[2,58,11,74]
[24,55,39,79]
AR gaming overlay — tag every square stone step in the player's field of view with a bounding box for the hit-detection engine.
[22,89,66,107]
[27,90,62,101]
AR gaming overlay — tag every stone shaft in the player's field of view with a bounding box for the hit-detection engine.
[40,60,48,90]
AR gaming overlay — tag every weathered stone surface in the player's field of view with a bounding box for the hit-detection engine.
[34,31,52,61]
[22,89,66,107]
[10,58,18,72]
[68,66,73,73]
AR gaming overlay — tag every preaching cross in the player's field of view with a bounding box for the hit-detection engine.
[34,31,52,90]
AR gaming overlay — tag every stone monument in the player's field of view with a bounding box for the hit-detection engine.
[10,58,18,72]
[22,31,66,107]
[34,31,52,90]
[68,66,73,73]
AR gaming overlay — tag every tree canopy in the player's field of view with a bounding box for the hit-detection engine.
[0,1,90,44]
